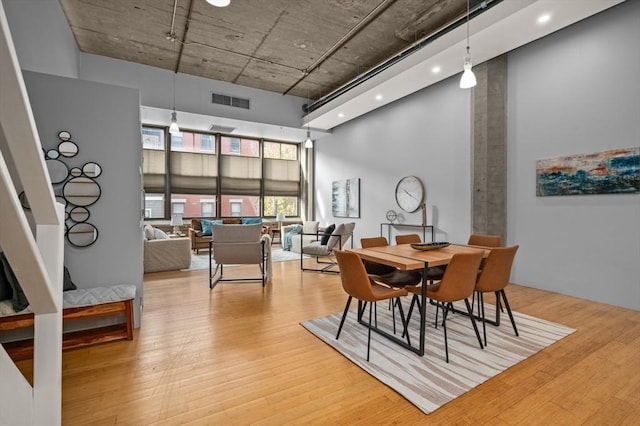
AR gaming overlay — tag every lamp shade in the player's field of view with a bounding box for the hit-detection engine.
[169,111,180,134]
[276,212,285,222]
[459,59,477,89]
[170,214,183,226]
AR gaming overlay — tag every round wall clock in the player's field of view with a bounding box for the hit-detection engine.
[395,175,424,213]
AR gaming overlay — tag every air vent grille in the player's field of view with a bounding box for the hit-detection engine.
[212,93,250,110]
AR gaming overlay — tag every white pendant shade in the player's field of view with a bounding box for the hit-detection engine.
[304,129,313,148]
[460,59,477,89]
[169,111,180,134]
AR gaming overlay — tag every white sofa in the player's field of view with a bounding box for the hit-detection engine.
[143,225,192,273]
[282,221,320,254]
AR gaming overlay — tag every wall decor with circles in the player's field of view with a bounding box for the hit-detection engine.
[21,130,102,248]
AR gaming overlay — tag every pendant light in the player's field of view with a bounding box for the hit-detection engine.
[304,91,313,148]
[169,35,180,134]
[304,127,313,148]
[459,0,477,89]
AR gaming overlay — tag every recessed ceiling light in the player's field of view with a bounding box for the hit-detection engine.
[431,66,441,74]
[375,94,383,101]
[338,113,345,118]
[206,0,231,7]
[537,13,551,24]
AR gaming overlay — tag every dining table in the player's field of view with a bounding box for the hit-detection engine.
[347,243,490,356]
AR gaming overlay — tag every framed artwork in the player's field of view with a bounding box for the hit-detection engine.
[332,178,360,218]
[536,147,639,196]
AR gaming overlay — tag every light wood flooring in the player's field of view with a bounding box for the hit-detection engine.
[15,258,640,425]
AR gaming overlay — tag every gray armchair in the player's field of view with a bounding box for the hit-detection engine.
[300,222,355,273]
[209,224,269,289]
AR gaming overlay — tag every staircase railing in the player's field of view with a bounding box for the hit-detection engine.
[0,2,64,425]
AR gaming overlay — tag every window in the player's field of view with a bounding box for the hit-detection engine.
[230,200,242,217]
[230,138,240,153]
[142,126,166,218]
[201,200,215,217]
[171,199,185,215]
[142,127,302,219]
[263,141,300,216]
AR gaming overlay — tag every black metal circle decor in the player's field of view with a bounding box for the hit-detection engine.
[63,176,101,207]
[69,206,90,223]
[35,129,104,248]
[66,223,99,248]
[46,158,69,184]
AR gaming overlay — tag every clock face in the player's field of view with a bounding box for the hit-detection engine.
[395,176,424,212]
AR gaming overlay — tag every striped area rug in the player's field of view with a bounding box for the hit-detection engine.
[301,301,575,414]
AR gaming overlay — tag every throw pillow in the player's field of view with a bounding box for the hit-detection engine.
[242,217,262,225]
[153,227,169,239]
[144,224,155,240]
[320,224,336,246]
[63,266,77,291]
[0,252,29,312]
[201,219,213,236]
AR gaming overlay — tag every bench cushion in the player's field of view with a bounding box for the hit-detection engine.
[63,284,136,308]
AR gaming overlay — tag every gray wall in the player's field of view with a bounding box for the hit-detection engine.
[315,1,639,310]
[316,76,472,247]
[79,54,307,130]
[3,0,79,78]
[23,71,144,326]
[506,0,640,310]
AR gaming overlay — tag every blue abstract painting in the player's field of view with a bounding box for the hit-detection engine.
[536,147,640,196]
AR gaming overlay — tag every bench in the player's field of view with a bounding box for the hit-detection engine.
[0,284,136,360]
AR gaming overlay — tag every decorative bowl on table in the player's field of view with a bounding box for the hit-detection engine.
[410,242,451,251]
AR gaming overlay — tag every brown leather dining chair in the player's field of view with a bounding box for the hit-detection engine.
[395,233,422,245]
[394,234,447,283]
[360,237,422,288]
[474,245,519,345]
[405,251,484,363]
[467,233,502,247]
[334,249,409,361]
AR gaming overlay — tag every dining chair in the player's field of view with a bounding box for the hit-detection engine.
[474,245,519,345]
[395,233,422,245]
[405,251,484,362]
[360,237,422,287]
[395,233,447,283]
[467,233,502,247]
[300,222,355,273]
[334,249,409,361]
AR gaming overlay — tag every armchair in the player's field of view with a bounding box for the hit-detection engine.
[209,224,269,289]
[300,222,355,273]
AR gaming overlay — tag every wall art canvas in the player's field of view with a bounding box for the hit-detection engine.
[332,178,360,218]
[536,147,639,196]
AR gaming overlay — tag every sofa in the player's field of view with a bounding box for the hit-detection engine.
[189,218,271,254]
[282,221,320,254]
[143,225,191,273]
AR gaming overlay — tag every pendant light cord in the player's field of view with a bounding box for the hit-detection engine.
[466,0,470,55]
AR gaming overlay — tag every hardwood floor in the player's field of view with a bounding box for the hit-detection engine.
[16,258,640,425]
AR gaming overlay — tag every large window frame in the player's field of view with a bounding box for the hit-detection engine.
[142,125,301,219]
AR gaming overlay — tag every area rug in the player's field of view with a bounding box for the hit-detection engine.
[300,302,575,414]
[181,248,305,271]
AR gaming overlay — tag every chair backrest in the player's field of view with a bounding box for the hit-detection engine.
[395,234,421,245]
[360,236,396,276]
[475,245,519,292]
[211,224,263,264]
[430,251,484,302]
[468,234,502,247]
[327,222,355,250]
[360,236,388,248]
[334,249,378,301]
